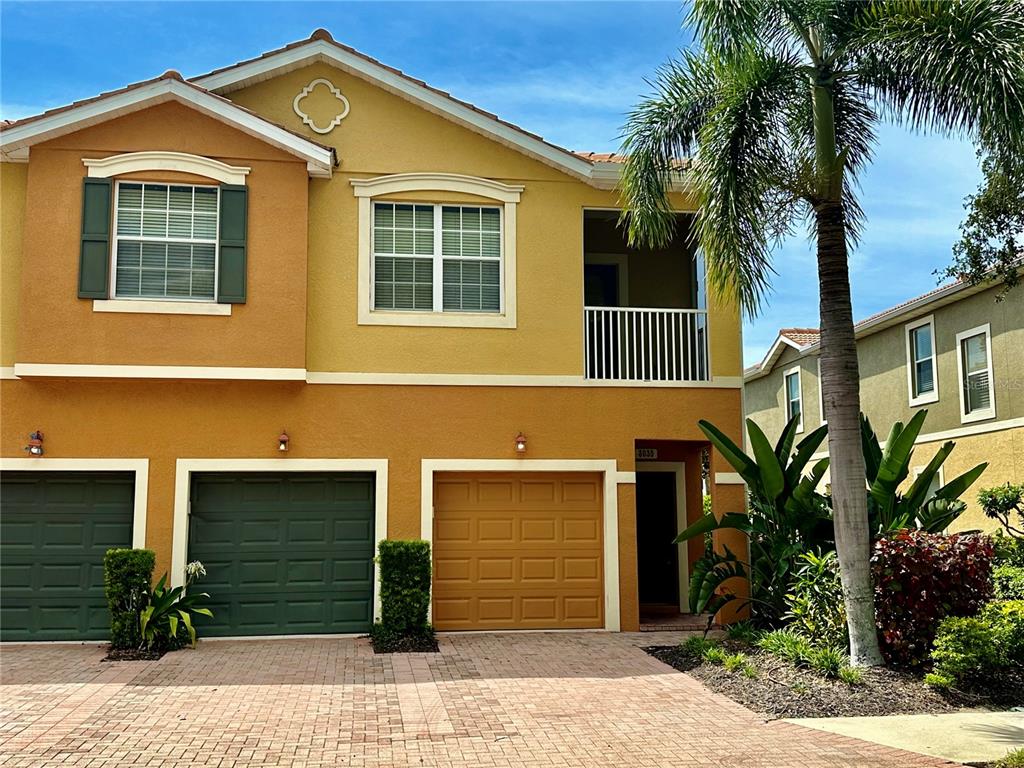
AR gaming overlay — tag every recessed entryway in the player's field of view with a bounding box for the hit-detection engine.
[635,462,688,619]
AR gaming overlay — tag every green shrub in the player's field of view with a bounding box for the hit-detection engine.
[682,635,717,657]
[742,664,758,679]
[981,599,1024,664]
[104,548,155,649]
[726,620,760,644]
[722,652,747,672]
[784,550,848,650]
[702,645,728,664]
[923,672,953,690]
[838,666,864,686]
[930,600,1024,686]
[994,747,1024,768]
[377,540,432,634]
[992,530,1024,567]
[979,483,1024,538]
[806,645,844,678]
[757,629,813,665]
[994,565,1024,599]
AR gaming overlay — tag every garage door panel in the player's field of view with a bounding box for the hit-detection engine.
[1,472,134,641]
[188,473,375,636]
[432,472,603,631]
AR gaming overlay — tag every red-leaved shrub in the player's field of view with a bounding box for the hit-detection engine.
[872,529,993,667]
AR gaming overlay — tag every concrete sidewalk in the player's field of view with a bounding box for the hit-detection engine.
[788,711,1024,765]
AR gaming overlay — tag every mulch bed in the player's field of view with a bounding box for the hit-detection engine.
[647,642,1024,719]
[102,646,166,662]
[368,628,440,654]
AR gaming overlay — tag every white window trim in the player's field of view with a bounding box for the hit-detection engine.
[783,364,804,433]
[352,173,522,328]
[816,357,826,426]
[93,299,230,316]
[955,323,996,424]
[84,151,250,185]
[110,180,221,304]
[905,315,939,407]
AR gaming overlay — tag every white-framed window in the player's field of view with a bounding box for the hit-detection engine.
[783,365,803,432]
[112,181,219,301]
[351,173,522,329]
[905,315,938,406]
[956,323,995,423]
[371,202,502,314]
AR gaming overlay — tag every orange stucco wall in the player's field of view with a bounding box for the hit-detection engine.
[16,102,309,369]
[0,377,743,631]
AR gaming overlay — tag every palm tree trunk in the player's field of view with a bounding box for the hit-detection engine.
[815,199,884,667]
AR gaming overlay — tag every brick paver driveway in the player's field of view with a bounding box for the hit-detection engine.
[1,632,957,767]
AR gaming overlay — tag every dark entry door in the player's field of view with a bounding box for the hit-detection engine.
[636,471,679,606]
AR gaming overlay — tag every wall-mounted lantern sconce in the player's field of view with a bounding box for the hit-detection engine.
[278,430,290,452]
[514,432,527,454]
[24,431,44,456]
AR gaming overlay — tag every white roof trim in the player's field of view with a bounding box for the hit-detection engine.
[191,39,597,183]
[0,79,335,178]
[745,334,804,381]
[84,151,251,185]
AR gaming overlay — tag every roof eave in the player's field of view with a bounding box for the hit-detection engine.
[0,79,336,178]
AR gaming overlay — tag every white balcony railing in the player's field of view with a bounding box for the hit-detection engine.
[584,306,709,382]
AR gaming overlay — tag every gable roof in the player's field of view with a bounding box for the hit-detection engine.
[189,29,622,186]
[0,70,337,176]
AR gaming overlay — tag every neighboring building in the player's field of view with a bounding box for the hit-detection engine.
[744,277,1023,532]
[0,30,746,641]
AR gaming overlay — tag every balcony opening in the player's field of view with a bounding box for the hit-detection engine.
[583,210,708,382]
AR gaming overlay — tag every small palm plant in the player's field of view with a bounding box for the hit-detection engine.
[620,0,1024,665]
[140,561,213,651]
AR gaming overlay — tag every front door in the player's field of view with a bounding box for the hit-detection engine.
[636,471,680,607]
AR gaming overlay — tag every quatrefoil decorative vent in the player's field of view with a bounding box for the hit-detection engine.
[292,78,351,134]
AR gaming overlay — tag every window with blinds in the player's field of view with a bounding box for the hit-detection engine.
[785,369,802,428]
[372,201,502,313]
[909,321,935,399]
[114,182,218,300]
[959,329,993,418]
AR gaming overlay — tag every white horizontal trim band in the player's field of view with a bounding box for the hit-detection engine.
[92,300,232,316]
[714,472,746,485]
[12,364,306,381]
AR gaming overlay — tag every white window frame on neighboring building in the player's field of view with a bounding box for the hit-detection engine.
[783,364,803,433]
[955,323,996,424]
[905,315,939,407]
[351,173,523,328]
[816,357,826,426]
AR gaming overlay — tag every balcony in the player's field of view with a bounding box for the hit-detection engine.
[585,306,708,382]
[583,209,708,383]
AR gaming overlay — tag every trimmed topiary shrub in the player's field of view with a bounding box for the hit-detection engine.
[370,539,437,653]
[872,530,993,667]
[104,548,155,649]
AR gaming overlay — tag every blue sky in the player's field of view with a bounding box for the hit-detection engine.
[0,1,981,365]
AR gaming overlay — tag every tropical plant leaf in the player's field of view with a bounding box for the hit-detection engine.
[902,441,954,513]
[785,423,829,488]
[933,462,988,502]
[699,419,759,484]
[674,512,751,543]
[861,414,883,485]
[774,413,801,464]
[748,419,785,501]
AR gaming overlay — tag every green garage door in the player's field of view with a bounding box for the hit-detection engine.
[188,472,375,636]
[0,471,134,642]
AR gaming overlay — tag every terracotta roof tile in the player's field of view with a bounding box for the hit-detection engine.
[778,328,820,347]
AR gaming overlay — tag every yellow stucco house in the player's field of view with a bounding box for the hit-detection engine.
[0,30,746,641]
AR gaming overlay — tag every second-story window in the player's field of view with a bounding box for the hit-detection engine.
[113,182,219,301]
[956,324,995,423]
[784,366,803,431]
[372,202,501,314]
[905,316,938,406]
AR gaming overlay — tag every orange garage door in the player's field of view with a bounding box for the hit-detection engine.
[432,472,604,630]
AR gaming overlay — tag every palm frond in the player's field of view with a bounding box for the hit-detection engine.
[850,0,1024,155]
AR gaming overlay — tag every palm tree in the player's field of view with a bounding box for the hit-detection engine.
[620,0,1024,666]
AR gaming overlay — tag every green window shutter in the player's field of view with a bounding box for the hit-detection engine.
[78,178,112,299]
[217,185,247,304]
